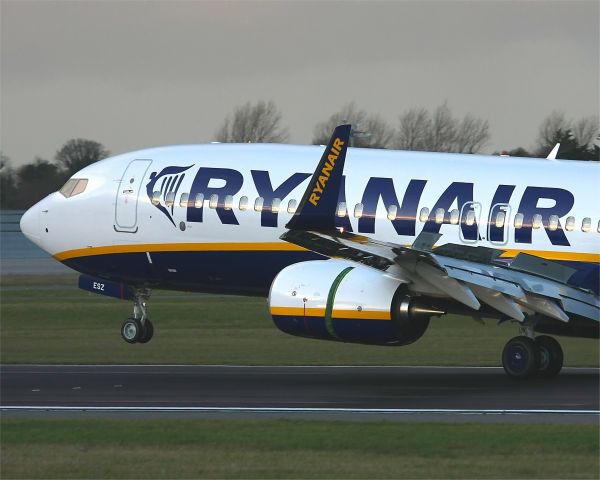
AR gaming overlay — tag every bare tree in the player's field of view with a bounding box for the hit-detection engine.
[395,108,431,151]
[312,102,393,148]
[454,114,491,154]
[571,116,600,147]
[535,111,599,159]
[55,139,110,175]
[429,103,457,152]
[215,101,289,143]
[395,103,490,153]
[536,111,569,150]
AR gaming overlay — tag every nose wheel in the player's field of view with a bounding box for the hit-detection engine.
[502,334,563,379]
[121,318,154,344]
[121,288,154,344]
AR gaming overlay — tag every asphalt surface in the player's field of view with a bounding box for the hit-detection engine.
[2,365,599,423]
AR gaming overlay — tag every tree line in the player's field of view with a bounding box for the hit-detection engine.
[1,102,598,209]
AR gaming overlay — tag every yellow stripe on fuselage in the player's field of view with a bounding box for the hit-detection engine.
[54,242,599,265]
[498,249,600,263]
[54,242,306,261]
[270,306,391,320]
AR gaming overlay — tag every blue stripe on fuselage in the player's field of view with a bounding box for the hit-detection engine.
[62,250,599,295]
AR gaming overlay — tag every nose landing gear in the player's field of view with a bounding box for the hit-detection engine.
[120,288,154,344]
[502,329,564,379]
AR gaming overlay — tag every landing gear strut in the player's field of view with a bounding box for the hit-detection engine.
[501,326,563,379]
[121,288,154,344]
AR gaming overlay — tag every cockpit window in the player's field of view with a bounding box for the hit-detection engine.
[60,178,88,198]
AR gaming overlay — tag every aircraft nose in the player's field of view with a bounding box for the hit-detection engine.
[20,204,40,242]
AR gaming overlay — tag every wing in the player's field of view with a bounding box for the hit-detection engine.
[282,125,599,327]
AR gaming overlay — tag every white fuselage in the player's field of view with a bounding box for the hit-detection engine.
[20,144,600,294]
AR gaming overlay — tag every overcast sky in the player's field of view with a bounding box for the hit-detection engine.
[1,0,598,166]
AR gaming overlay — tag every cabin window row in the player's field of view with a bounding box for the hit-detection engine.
[152,191,599,233]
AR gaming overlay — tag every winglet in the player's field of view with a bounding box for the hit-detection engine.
[286,124,351,231]
[546,143,560,160]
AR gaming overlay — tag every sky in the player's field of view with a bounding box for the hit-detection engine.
[1,0,598,166]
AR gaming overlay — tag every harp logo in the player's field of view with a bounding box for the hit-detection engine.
[146,165,193,226]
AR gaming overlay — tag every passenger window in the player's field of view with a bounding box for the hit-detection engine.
[582,217,591,232]
[435,208,445,224]
[449,209,459,225]
[287,199,297,214]
[514,213,524,229]
[239,196,249,211]
[495,211,506,228]
[194,193,204,209]
[419,207,430,222]
[387,205,397,221]
[548,214,559,232]
[224,195,233,211]
[532,214,542,229]
[271,198,281,214]
[597,220,600,233]
[152,190,161,206]
[336,202,347,218]
[565,216,575,231]
[354,203,364,219]
[254,197,264,212]
[165,191,175,208]
[465,210,476,227]
[209,194,219,209]
[179,193,189,208]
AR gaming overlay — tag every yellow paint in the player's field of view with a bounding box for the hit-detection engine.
[270,306,391,321]
[308,137,345,206]
[54,242,306,261]
[54,240,599,266]
[498,249,600,263]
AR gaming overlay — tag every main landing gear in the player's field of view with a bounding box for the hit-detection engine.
[121,288,154,344]
[502,327,564,379]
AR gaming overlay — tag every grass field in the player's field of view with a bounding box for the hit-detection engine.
[1,419,598,479]
[2,278,599,479]
[1,283,598,365]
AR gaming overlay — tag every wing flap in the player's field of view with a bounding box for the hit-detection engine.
[280,124,599,325]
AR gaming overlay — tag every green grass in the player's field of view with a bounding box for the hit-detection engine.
[1,419,598,479]
[1,286,598,365]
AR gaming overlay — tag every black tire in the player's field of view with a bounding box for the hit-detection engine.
[138,319,154,344]
[536,335,563,378]
[502,336,540,379]
[121,318,142,344]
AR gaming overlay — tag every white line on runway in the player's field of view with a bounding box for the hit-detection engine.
[2,406,599,415]
[6,364,600,371]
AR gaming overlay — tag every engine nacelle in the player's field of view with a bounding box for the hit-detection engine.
[269,260,442,346]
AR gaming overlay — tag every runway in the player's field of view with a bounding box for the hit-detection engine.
[2,365,599,423]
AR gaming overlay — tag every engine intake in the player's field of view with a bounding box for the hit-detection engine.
[269,260,443,346]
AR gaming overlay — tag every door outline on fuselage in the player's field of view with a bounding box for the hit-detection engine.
[487,203,512,246]
[114,159,152,233]
[458,201,482,244]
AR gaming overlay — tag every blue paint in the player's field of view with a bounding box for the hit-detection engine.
[358,178,426,236]
[186,167,243,225]
[251,170,310,227]
[423,182,478,240]
[273,314,401,345]
[63,248,599,296]
[488,185,516,243]
[515,186,574,246]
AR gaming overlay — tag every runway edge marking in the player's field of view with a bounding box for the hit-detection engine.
[2,406,599,415]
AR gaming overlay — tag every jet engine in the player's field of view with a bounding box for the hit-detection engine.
[268,260,444,346]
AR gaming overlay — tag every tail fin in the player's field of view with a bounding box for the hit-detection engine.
[286,124,351,231]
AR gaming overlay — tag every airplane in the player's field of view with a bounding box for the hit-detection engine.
[20,125,599,379]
